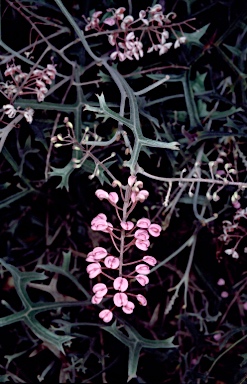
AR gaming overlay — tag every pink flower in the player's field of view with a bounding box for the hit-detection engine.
[108,192,119,204]
[99,309,113,323]
[143,256,157,266]
[113,292,128,307]
[121,15,134,29]
[115,7,126,20]
[134,229,149,240]
[137,294,147,306]
[148,224,162,237]
[136,218,151,229]
[95,189,109,200]
[93,283,108,297]
[3,104,16,118]
[135,239,150,251]
[217,278,225,286]
[91,295,103,304]
[86,262,101,278]
[128,175,136,186]
[120,221,134,230]
[113,277,128,292]
[213,333,222,341]
[91,247,108,260]
[221,291,229,298]
[135,275,149,286]
[122,300,135,314]
[135,264,150,275]
[103,17,116,26]
[174,36,187,49]
[136,190,149,202]
[91,218,108,231]
[104,256,120,269]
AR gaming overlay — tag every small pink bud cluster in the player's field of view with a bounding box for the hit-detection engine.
[85,176,161,322]
[83,6,191,61]
[1,62,56,102]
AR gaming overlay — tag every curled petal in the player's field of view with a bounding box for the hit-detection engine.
[148,223,162,237]
[104,17,116,26]
[134,229,149,240]
[91,295,103,304]
[92,247,108,260]
[95,189,109,200]
[135,264,150,275]
[143,256,157,266]
[113,277,128,292]
[122,300,135,314]
[136,190,149,202]
[137,294,147,306]
[136,218,151,229]
[86,254,96,262]
[93,283,108,297]
[120,221,134,230]
[135,239,150,251]
[135,275,149,286]
[104,256,120,269]
[99,309,113,323]
[128,175,136,186]
[113,292,128,307]
[86,263,101,278]
[108,192,119,204]
[91,219,108,231]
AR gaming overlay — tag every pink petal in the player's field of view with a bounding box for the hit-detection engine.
[217,278,225,286]
[122,300,135,314]
[135,239,150,251]
[91,295,103,304]
[136,218,151,229]
[142,256,157,266]
[92,247,108,260]
[93,283,108,297]
[108,192,119,204]
[148,224,162,237]
[135,264,150,275]
[113,277,128,292]
[128,175,136,186]
[104,256,120,269]
[95,189,109,200]
[136,294,147,306]
[134,229,149,240]
[113,292,128,307]
[136,190,149,202]
[103,17,116,26]
[135,275,149,286]
[120,221,134,230]
[99,309,113,323]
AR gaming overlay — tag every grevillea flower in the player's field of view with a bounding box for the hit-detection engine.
[86,262,101,278]
[148,223,162,237]
[95,189,109,200]
[120,221,134,230]
[134,229,149,240]
[143,256,157,266]
[135,238,150,251]
[135,274,149,286]
[122,301,135,314]
[136,190,149,202]
[93,283,108,297]
[136,218,151,228]
[128,175,136,186]
[108,192,119,204]
[99,309,113,322]
[104,256,120,269]
[136,294,147,306]
[90,247,108,260]
[91,295,103,304]
[135,264,150,275]
[113,277,128,291]
[91,218,108,231]
[113,292,128,307]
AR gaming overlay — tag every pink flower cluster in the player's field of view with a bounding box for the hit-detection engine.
[85,176,161,322]
[83,5,191,61]
[0,62,56,102]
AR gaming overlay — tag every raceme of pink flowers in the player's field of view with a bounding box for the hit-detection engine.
[83,5,190,61]
[85,178,160,322]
